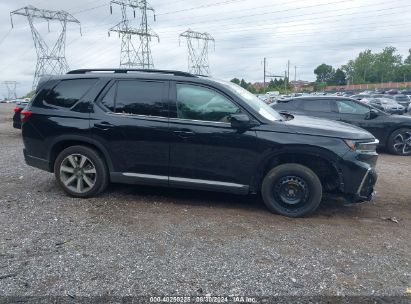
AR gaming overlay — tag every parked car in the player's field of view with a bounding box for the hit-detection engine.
[350,94,371,101]
[21,69,379,218]
[385,94,410,111]
[400,89,411,95]
[387,89,399,95]
[13,99,30,129]
[271,96,411,155]
[368,98,405,115]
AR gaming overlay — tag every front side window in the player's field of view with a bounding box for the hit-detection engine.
[336,99,369,114]
[45,79,97,108]
[176,84,241,122]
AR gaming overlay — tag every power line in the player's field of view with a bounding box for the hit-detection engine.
[158,0,407,36]
[10,5,81,89]
[2,81,18,100]
[157,0,249,16]
[179,29,215,75]
[109,0,159,69]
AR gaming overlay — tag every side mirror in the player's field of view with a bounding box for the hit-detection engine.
[230,114,257,129]
[366,108,379,120]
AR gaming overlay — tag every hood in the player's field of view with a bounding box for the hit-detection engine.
[283,115,375,140]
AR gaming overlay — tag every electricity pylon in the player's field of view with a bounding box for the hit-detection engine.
[10,5,81,89]
[109,0,159,69]
[179,29,215,76]
[2,81,18,100]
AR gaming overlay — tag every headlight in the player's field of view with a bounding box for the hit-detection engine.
[344,139,379,152]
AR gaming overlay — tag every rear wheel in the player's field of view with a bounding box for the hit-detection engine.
[387,128,411,156]
[54,146,108,197]
[261,163,322,217]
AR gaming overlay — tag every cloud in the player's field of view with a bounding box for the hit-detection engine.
[0,0,410,96]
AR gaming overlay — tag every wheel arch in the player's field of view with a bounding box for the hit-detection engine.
[47,135,113,173]
[252,146,343,194]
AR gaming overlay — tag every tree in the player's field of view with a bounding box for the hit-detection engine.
[373,47,402,83]
[230,78,240,85]
[314,64,334,83]
[404,49,411,65]
[330,68,346,85]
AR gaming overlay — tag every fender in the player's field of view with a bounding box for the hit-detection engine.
[250,144,343,193]
[47,134,114,172]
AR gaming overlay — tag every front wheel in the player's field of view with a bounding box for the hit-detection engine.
[261,163,322,217]
[387,128,411,156]
[54,145,109,197]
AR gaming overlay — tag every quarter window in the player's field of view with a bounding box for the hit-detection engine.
[176,84,240,122]
[100,83,116,112]
[114,80,166,116]
[45,79,97,108]
[336,99,369,115]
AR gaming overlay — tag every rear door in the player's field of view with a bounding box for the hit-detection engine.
[91,79,170,184]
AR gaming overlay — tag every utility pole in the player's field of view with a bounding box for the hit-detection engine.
[263,57,266,89]
[10,6,81,89]
[2,81,18,100]
[179,29,214,75]
[287,60,290,80]
[294,65,297,82]
[284,70,287,93]
[109,0,159,69]
[262,58,283,92]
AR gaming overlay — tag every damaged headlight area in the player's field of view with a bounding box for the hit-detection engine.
[344,139,379,153]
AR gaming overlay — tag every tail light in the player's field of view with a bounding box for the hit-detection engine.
[13,107,22,113]
[20,110,32,123]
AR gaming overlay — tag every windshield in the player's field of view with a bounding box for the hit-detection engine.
[211,79,283,121]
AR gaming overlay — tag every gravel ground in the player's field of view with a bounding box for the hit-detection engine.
[0,103,410,298]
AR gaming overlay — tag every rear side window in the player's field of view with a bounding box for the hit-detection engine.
[300,99,333,112]
[44,79,97,108]
[114,80,166,116]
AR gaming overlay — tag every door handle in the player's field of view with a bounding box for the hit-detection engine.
[173,130,195,138]
[94,122,115,130]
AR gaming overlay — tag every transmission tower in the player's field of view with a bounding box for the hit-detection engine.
[179,29,215,75]
[2,81,18,100]
[109,0,159,69]
[10,6,81,89]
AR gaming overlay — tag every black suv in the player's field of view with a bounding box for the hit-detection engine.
[272,96,411,156]
[21,69,378,217]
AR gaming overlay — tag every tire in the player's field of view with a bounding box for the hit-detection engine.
[261,163,322,217]
[387,128,411,156]
[54,145,109,198]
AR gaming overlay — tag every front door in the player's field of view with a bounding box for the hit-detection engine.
[168,82,260,194]
[333,99,387,140]
[91,79,170,185]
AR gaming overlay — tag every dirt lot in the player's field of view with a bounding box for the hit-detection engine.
[0,103,410,297]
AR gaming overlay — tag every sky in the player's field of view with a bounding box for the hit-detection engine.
[0,0,411,97]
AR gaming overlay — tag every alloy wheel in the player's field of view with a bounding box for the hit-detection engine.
[59,154,97,193]
[392,131,411,155]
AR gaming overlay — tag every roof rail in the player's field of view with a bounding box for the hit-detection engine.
[66,69,197,77]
